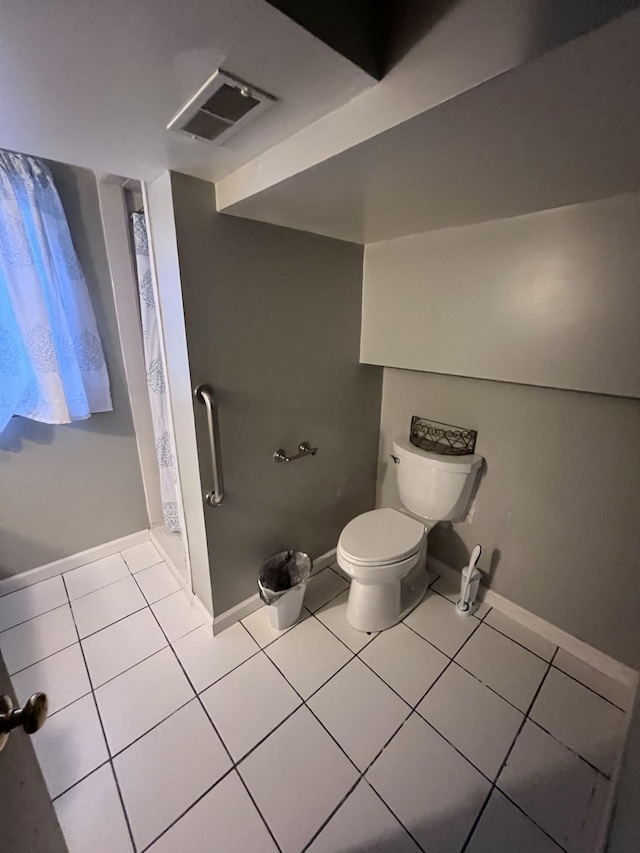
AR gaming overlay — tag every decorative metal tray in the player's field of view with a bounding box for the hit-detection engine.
[410,415,477,456]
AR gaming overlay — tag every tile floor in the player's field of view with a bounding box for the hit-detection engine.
[0,544,635,853]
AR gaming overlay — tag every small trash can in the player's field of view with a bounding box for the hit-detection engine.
[258,550,312,631]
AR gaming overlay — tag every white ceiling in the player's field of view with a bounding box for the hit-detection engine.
[0,0,372,181]
[219,8,640,244]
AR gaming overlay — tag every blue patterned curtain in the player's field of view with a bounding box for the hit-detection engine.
[0,151,112,431]
[131,212,180,533]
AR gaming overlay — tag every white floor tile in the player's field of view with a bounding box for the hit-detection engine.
[151,590,204,642]
[403,591,481,657]
[498,720,598,853]
[315,590,378,653]
[55,763,133,853]
[366,712,491,853]
[484,609,557,661]
[82,607,167,688]
[0,576,67,632]
[265,616,352,699]
[417,662,523,779]
[173,623,259,693]
[241,604,309,648]
[308,779,421,852]
[456,624,548,712]
[114,699,231,851]
[239,707,359,853]
[135,561,181,604]
[12,644,90,716]
[304,569,349,612]
[120,540,163,573]
[147,771,277,853]
[0,605,77,674]
[554,648,635,711]
[466,789,562,853]
[309,658,409,770]
[71,576,146,639]
[32,694,108,799]
[64,554,130,601]
[201,653,301,761]
[360,622,449,705]
[431,574,491,619]
[96,647,194,755]
[530,667,625,776]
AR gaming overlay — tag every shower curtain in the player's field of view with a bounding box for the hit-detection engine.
[131,212,180,532]
[0,151,112,431]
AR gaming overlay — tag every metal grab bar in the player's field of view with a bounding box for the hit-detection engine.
[273,442,318,464]
[194,384,224,507]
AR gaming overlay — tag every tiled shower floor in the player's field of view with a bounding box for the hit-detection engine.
[0,543,634,853]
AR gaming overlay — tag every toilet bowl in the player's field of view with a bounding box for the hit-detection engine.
[337,508,429,632]
[337,436,483,633]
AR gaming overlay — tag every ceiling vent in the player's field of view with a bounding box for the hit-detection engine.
[167,70,275,145]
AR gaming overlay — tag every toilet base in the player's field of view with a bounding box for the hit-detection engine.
[345,559,429,633]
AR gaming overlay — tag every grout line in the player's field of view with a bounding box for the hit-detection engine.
[479,617,557,664]
[51,757,113,802]
[60,574,138,853]
[75,602,148,642]
[0,599,71,637]
[7,635,79,678]
[451,659,534,716]
[234,768,284,853]
[300,777,363,852]
[549,663,628,713]
[137,764,239,853]
[460,648,561,852]
[139,587,282,853]
[497,789,568,852]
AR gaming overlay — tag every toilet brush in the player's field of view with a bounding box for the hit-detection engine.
[456,544,482,616]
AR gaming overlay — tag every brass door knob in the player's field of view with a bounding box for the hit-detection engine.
[0,692,48,752]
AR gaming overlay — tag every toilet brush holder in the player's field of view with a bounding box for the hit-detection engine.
[456,544,482,617]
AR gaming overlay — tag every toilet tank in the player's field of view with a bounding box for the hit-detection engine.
[392,437,483,522]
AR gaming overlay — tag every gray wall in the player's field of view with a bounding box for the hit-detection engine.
[361,193,640,398]
[170,173,382,615]
[0,163,147,578]
[378,368,640,668]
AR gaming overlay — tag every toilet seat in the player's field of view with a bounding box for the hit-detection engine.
[338,508,425,567]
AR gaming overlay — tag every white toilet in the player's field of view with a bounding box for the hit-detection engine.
[337,436,483,632]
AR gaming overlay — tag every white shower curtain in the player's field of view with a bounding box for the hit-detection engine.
[131,212,181,532]
[0,151,112,431]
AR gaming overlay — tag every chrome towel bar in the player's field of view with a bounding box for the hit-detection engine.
[194,383,224,507]
[273,442,318,464]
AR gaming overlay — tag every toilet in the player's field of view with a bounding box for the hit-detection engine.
[337,436,483,632]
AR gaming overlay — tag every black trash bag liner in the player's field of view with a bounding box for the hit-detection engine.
[258,550,312,605]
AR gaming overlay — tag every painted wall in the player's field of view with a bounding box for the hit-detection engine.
[362,193,640,399]
[170,173,382,615]
[0,163,147,578]
[377,368,640,668]
[368,194,640,666]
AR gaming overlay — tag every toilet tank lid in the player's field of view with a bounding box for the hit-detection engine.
[393,437,483,473]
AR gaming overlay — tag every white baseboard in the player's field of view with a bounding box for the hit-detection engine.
[213,593,262,635]
[428,556,638,688]
[0,530,150,597]
[312,548,337,575]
